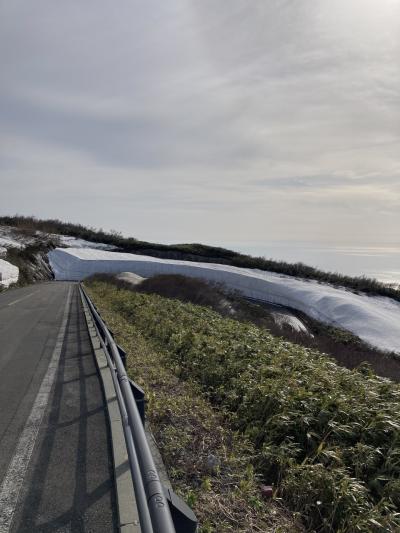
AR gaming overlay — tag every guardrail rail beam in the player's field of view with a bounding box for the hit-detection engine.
[80,285,198,533]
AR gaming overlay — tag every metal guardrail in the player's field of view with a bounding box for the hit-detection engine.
[80,284,197,533]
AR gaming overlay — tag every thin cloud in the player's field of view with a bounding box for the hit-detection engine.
[0,0,399,245]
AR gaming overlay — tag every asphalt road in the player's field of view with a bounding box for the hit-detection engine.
[0,282,117,532]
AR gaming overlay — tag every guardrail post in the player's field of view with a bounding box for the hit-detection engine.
[164,487,198,533]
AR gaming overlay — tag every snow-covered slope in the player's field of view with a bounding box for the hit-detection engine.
[0,226,118,252]
[0,227,30,249]
[56,235,118,250]
[49,247,400,354]
[0,259,19,287]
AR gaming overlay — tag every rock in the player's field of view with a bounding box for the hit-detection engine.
[206,454,220,473]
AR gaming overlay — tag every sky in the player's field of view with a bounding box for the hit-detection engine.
[1,0,400,253]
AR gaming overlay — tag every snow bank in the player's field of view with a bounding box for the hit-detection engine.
[48,248,400,354]
[0,259,19,287]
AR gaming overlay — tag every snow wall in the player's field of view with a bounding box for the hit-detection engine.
[48,248,400,354]
[0,259,19,287]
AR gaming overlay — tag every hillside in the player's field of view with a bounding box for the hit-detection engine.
[0,219,116,287]
[1,215,399,301]
[0,225,56,287]
[92,273,400,382]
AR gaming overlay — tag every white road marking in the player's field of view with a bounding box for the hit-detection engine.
[0,286,72,533]
[7,291,39,307]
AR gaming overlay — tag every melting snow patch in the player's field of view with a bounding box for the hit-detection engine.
[116,272,146,286]
[0,259,19,287]
[272,312,311,335]
[48,248,400,354]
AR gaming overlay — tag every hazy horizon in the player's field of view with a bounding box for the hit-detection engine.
[1,1,399,265]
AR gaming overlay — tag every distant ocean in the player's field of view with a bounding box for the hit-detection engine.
[228,241,400,287]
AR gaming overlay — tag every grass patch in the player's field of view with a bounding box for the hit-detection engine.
[87,280,400,532]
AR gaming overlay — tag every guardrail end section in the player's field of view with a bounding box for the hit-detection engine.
[164,486,198,533]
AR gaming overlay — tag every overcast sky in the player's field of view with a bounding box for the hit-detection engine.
[1,0,399,251]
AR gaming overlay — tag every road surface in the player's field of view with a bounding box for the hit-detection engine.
[0,282,117,532]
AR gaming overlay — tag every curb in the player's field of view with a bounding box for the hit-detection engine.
[80,291,140,533]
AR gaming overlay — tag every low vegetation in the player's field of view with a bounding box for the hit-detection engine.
[87,279,400,532]
[87,282,301,532]
[2,215,399,301]
[91,273,400,382]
